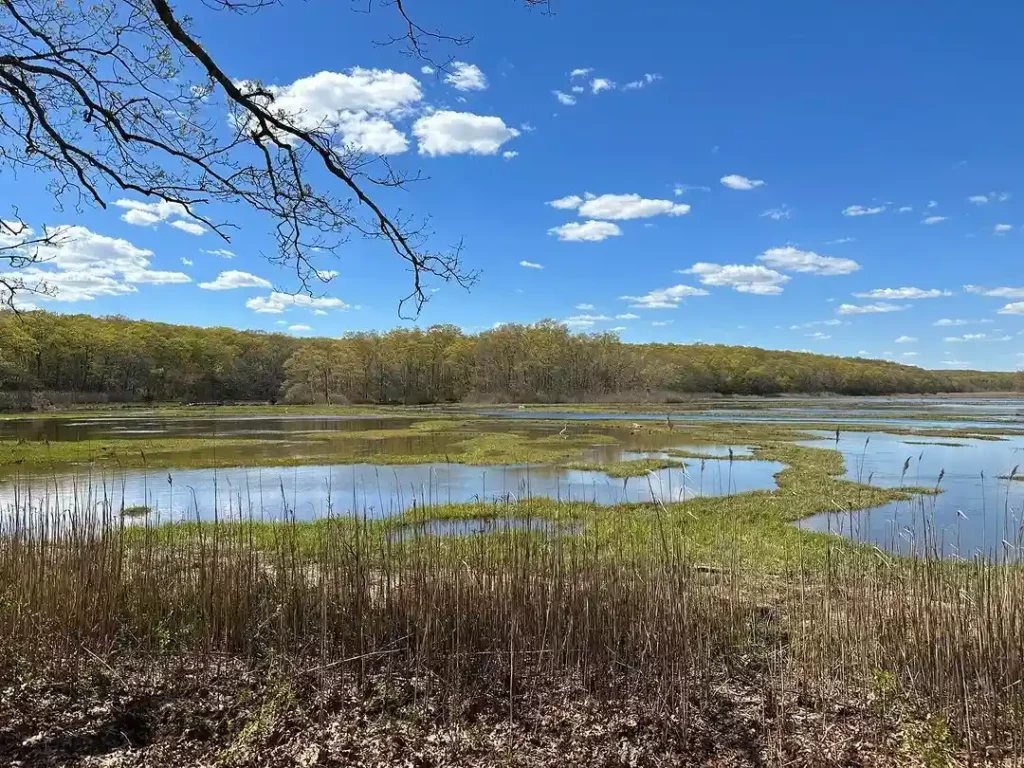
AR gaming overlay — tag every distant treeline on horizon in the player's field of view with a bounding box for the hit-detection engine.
[0,311,1019,409]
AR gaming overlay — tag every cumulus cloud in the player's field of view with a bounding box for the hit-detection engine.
[0,225,192,304]
[115,199,206,234]
[895,336,917,343]
[998,302,1024,315]
[444,62,487,91]
[681,263,789,295]
[519,260,543,269]
[573,193,690,220]
[198,270,273,291]
[964,284,1024,299]
[547,195,584,210]
[553,90,577,106]
[757,246,859,276]
[502,150,518,160]
[547,221,622,242]
[616,313,639,320]
[720,174,765,191]
[590,78,615,94]
[651,320,672,327]
[790,319,842,330]
[622,285,708,309]
[897,206,913,213]
[923,215,947,225]
[836,302,907,315]
[853,287,952,300]
[242,68,423,154]
[181,258,193,266]
[806,332,831,340]
[413,111,519,156]
[843,205,885,216]
[202,249,235,259]
[927,200,939,208]
[575,303,595,310]
[968,195,989,205]
[994,223,1013,234]
[421,65,434,75]
[569,68,592,79]
[168,220,207,236]
[246,292,350,314]
[288,324,313,333]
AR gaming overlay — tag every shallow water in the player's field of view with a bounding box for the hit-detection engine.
[0,414,415,442]
[477,409,1023,432]
[0,456,786,522]
[795,431,1024,558]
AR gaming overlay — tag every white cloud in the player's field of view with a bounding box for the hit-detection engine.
[615,313,639,320]
[673,183,711,196]
[168,219,207,236]
[853,287,952,300]
[897,206,913,213]
[720,174,765,191]
[571,86,584,93]
[288,324,313,333]
[313,309,328,316]
[563,313,612,329]
[609,326,626,332]
[444,62,487,91]
[246,291,350,314]
[945,333,989,342]
[590,78,615,94]
[651,321,673,327]
[903,352,918,357]
[115,199,206,234]
[994,223,1013,234]
[895,336,917,343]
[547,194,584,210]
[575,193,690,220]
[569,68,592,78]
[998,302,1024,315]
[520,122,535,132]
[790,319,842,329]
[575,303,595,310]
[933,318,979,327]
[968,195,989,205]
[757,246,859,276]
[927,200,939,208]
[198,270,273,291]
[315,269,338,281]
[421,65,434,75]
[553,90,577,106]
[760,206,792,221]
[519,260,543,269]
[0,225,190,302]
[825,237,856,244]
[502,150,519,160]
[923,215,947,225]
[807,332,831,340]
[622,284,708,309]
[836,302,907,315]
[681,263,789,295]
[623,73,661,90]
[843,205,885,217]
[964,285,1024,299]
[202,249,235,258]
[941,360,972,367]
[548,221,622,242]
[181,258,193,266]
[246,68,423,154]
[413,111,519,156]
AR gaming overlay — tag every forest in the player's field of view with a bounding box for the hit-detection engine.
[0,311,1019,409]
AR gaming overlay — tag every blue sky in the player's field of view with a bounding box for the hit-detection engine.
[2,0,1022,370]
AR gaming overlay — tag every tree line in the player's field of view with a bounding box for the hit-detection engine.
[0,311,1018,410]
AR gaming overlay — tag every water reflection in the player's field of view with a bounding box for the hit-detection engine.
[795,431,1024,558]
[0,456,785,522]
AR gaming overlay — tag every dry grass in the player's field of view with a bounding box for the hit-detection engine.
[1,494,1024,764]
